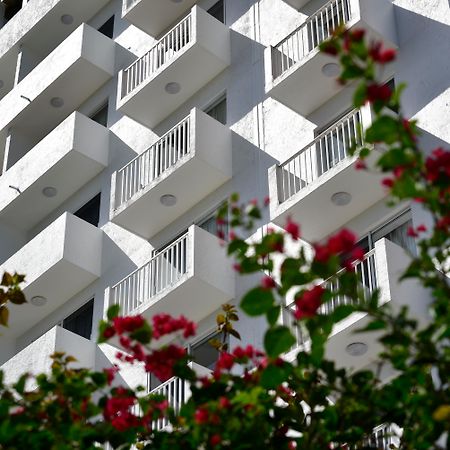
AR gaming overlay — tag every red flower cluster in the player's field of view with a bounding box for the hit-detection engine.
[103,388,139,431]
[343,29,366,50]
[407,224,427,238]
[152,313,196,340]
[366,83,392,103]
[261,275,276,290]
[294,285,325,319]
[215,345,264,375]
[285,217,301,241]
[144,345,186,381]
[369,42,396,64]
[103,315,146,340]
[313,229,358,264]
[425,147,450,183]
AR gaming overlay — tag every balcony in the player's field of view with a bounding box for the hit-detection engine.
[107,225,234,324]
[147,362,211,431]
[285,238,430,371]
[0,213,103,338]
[1,326,96,388]
[265,0,397,116]
[0,112,109,231]
[268,105,385,242]
[111,108,231,239]
[0,24,115,157]
[122,0,198,38]
[117,6,230,128]
[0,0,110,100]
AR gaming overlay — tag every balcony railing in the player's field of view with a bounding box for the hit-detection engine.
[114,115,191,209]
[149,375,188,431]
[272,0,352,80]
[121,13,192,99]
[110,232,189,315]
[277,108,363,204]
[286,248,377,348]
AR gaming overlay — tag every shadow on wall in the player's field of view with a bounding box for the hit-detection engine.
[394,6,450,118]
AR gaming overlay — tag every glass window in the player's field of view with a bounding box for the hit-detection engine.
[198,206,228,240]
[62,299,94,340]
[74,193,101,227]
[208,0,224,23]
[98,16,114,39]
[90,102,108,127]
[205,96,227,125]
[191,332,221,371]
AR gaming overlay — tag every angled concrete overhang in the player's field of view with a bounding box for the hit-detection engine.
[0,112,110,231]
[1,213,103,338]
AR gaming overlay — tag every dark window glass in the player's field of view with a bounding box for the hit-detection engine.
[385,78,398,113]
[208,0,224,23]
[191,333,221,371]
[205,96,227,125]
[74,193,101,227]
[3,0,21,22]
[98,15,114,38]
[90,102,109,127]
[63,299,94,340]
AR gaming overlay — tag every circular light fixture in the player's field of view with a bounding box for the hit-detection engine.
[346,342,368,357]
[42,186,57,198]
[331,191,352,206]
[165,82,181,94]
[50,97,64,108]
[321,62,340,77]
[160,194,177,207]
[60,14,74,25]
[30,296,47,307]
[0,80,4,89]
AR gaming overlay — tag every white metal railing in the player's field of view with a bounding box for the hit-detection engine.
[148,375,188,431]
[110,232,189,315]
[286,248,377,348]
[121,13,192,98]
[272,0,352,79]
[277,108,363,203]
[114,115,191,208]
[319,248,377,315]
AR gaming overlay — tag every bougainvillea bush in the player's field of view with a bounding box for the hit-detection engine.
[0,29,449,450]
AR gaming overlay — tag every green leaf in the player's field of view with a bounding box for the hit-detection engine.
[331,305,355,323]
[107,304,120,321]
[0,307,9,327]
[260,364,289,389]
[365,116,399,144]
[7,290,26,305]
[241,288,274,316]
[266,305,280,326]
[264,326,296,358]
[356,319,387,332]
[227,239,248,256]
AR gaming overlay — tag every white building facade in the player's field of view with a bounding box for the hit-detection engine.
[0,0,448,432]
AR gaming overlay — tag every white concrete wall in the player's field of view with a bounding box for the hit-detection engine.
[0,0,447,388]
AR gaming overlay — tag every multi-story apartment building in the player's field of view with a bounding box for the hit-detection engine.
[0,0,448,441]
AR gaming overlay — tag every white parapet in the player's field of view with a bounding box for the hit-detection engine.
[1,213,103,338]
[111,107,231,239]
[0,112,109,231]
[0,23,115,158]
[107,225,234,326]
[117,6,230,128]
[1,326,96,389]
[265,0,398,116]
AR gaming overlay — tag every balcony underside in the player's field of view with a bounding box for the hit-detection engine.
[118,44,229,128]
[271,152,385,243]
[0,113,109,231]
[134,275,233,325]
[268,15,397,116]
[122,0,197,37]
[112,156,230,240]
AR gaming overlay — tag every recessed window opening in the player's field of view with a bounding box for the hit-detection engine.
[197,204,228,240]
[74,193,101,227]
[90,101,109,127]
[190,331,222,371]
[98,15,114,38]
[207,0,225,24]
[62,299,94,340]
[204,94,227,125]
